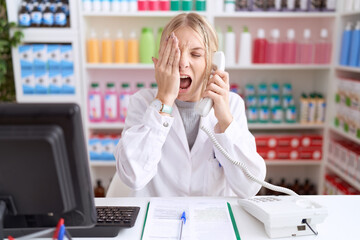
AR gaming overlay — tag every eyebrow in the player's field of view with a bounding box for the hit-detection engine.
[191,47,205,51]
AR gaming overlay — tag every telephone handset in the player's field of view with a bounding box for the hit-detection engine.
[195,51,226,117]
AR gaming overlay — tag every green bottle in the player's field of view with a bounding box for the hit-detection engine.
[155,27,163,59]
[140,27,155,64]
[195,0,206,11]
[171,0,180,11]
[182,0,192,11]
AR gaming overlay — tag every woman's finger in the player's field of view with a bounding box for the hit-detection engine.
[167,35,178,68]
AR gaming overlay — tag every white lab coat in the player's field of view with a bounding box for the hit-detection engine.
[114,89,266,198]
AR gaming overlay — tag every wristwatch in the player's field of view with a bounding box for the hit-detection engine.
[150,99,173,114]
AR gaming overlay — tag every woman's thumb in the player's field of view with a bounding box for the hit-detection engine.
[152,57,158,67]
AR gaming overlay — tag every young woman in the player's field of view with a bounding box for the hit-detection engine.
[114,13,266,197]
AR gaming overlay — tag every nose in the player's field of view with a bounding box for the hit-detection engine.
[179,52,189,70]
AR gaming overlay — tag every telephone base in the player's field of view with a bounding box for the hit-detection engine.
[265,224,318,238]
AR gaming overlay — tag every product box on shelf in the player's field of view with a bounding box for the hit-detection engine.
[33,44,48,94]
[276,147,299,160]
[47,45,62,93]
[88,134,121,161]
[299,146,322,160]
[60,45,75,94]
[277,135,300,148]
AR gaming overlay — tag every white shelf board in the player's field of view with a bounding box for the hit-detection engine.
[330,126,360,145]
[88,122,125,129]
[336,65,360,73]
[81,11,207,17]
[86,63,154,70]
[249,123,324,130]
[90,161,116,167]
[16,95,80,103]
[327,163,360,191]
[214,12,336,18]
[226,64,331,70]
[12,28,78,43]
[340,11,360,17]
[265,160,322,166]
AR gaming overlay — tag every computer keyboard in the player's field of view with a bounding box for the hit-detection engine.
[69,206,140,237]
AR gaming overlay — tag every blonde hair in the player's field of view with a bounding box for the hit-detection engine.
[161,13,218,88]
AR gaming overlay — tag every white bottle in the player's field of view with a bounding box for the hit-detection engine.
[102,0,111,11]
[82,0,92,12]
[344,0,354,12]
[129,0,137,12]
[216,27,224,52]
[238,26,252,65]
[354,0,360,10]
[225,26,236,66]
[112,0,121,12]
[225,0,236,12]
[215,0,224,13]
[120,0,129,12]
[92,0,101,12]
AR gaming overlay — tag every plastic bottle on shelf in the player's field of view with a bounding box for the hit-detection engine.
[102,0,111,11]
[149,0,159,10]
[112,0,121,12]
[267,29,282,64]
[354,0,360,11]
[54,2,67,27]
[129,0,138,12]
[104,83,119,122]
[159,0,170,11]
[82,0,92,11]
[170,0,180,10]
[115,30,126,63]
[314,28,332,64]
[181,0,192,11]
[88,83,103,122]
[120,0,129,12]
[225,0,236,12]
[238,26,252,66]
[101,29,113,63]
[42,2,54,27]
[215,0,224,13]
[298,29,313,64]
[195,0,206,11]
[18,2,31,27]
[30,2,42,27]
[128,30,139,63]
[140,27,155,64]
[282,29,297,64]
[119,83,132,122]
[225,26,236,66]
[296,0,308,11]
[138,0,148,11]
[340,22,352,66]
[349,22,360,67]
[49,0,58,12]
[216,27,224,52]
[87,29,100,63]
[93,0,101,12]
[94,180,105,197]
[155,27,163,59]
[253,28,267,64]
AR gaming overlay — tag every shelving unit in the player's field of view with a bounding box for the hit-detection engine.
[8,0,351,195]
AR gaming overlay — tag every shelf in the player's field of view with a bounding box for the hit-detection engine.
[249,123,324,130]
[336,65,360,73]
[226,64,331,70]
[12,28,77,43]
[265,160,322,166]
[86,63,154,70]
[330,126,360,145]
[16,95,80,104]
[81,11,208,17]
[214,12,336,18]
[90,161,116,167]
[340,11,360,17]
[88,122,125,130]
[327,163,360,191]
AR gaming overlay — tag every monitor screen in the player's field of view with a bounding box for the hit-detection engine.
[0,103,96,238]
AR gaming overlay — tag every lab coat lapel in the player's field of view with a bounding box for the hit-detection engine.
[171,104,190,155]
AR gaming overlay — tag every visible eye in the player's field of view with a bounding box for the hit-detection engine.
[191,53,202,58]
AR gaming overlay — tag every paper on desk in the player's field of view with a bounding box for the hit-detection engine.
[141,199,237,240]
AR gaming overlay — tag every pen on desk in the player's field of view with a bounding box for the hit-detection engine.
[179,211,186,240]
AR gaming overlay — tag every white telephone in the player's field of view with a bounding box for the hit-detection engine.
[197,51,328,239]
[195,51,226,117]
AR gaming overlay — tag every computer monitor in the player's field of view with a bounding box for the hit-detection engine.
[0,103,96,238]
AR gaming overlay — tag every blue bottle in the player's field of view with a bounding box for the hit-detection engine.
[340,22,353,66]
[349,22,360,67]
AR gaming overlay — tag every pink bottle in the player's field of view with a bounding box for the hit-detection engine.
[253,28,268,63]
[138,0,149,11]
[119,83,132,122]
[282,29,297,64]
[298,29,313,64]
[314,28,332,64]
[88,83,103,122]
[149,0,159,10]
[159,0,170,10]
[267,29,282,64]
[104,82,119,122]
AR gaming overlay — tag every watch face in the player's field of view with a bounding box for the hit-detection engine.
[151,99,162,111]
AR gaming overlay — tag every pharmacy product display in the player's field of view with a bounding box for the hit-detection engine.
[19,0,70,28]
[339,21,360,67]
[324,174,360,195]
[262,178,318,195]
[89,134,121,161]
[19,44,75,94]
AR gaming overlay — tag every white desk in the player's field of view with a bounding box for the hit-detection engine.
[94,195,360,240]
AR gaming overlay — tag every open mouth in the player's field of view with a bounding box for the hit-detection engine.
[180,75,192,90]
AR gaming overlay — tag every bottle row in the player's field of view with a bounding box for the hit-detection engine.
[19,44,75,94]
[340,21,360,68]
[82,0,206,12]
[218,0,336,13]
[328,138,360,186]
[18,0,70,28]
[89,133,121,160]
[255,134,323,160]
[219,26,332,65]
[334,78,360,139]
[87,28,162,64]
[324,174,359,195]
[88,82,157,123]
[342,0,360,13]
[262,178,317,196]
